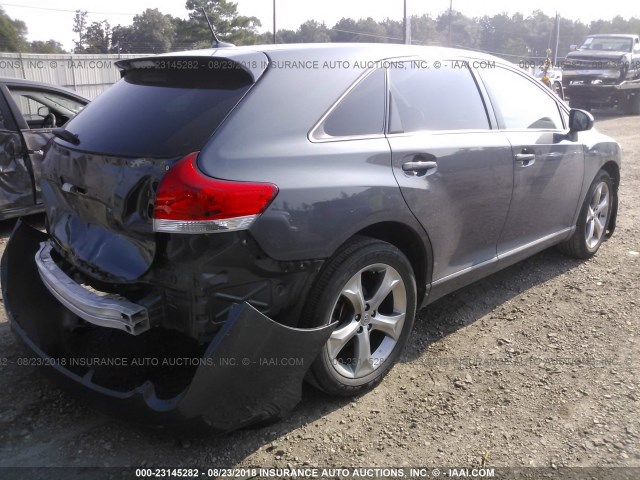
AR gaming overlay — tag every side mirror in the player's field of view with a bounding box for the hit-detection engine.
[569,44,577,51]
[37,106,50,117]
[569,109,594,132]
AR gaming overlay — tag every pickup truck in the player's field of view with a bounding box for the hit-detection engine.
[0,77,88,220]
[562,34,640,114]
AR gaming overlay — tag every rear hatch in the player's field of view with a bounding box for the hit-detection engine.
[41,54,266,282]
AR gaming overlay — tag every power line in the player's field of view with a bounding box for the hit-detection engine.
[329,28,403,41]
[0,2,136,16]
[451,43,566,60]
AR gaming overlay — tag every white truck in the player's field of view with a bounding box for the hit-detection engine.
[562,34,640,114]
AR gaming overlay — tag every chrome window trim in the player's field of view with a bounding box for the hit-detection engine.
[308,68,386,143]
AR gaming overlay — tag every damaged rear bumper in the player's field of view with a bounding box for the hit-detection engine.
[35,241,151,335]
[1,220,334,431]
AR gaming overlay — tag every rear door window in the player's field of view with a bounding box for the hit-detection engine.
[388,61,490,133]
[62,60,253,158]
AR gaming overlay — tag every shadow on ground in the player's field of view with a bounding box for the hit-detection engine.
[0,225,586,467]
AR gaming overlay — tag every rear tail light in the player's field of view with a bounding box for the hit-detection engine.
[153,152,278,234]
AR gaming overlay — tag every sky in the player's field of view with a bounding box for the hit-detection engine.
[1,0,639,51]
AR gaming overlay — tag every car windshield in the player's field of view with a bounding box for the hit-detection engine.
[579,36,633,52]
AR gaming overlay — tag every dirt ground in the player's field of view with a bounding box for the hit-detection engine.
[0,113,637,475]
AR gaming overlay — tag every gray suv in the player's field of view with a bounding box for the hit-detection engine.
[2,44,621,431]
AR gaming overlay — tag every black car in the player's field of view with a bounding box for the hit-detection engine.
[2,44,621,431]
[0,77,88,220]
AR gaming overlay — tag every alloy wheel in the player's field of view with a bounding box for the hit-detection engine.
[325,263,407,379]
[585,181,610,250]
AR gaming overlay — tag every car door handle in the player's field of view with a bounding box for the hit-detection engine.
[402,161,438,173]
[515,153,536,167]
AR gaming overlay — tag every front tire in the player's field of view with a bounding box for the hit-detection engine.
[302,237,416,396]
[558,170,613,259]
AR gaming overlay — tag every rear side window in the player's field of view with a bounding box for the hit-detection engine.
[388,62,489,133]
[314,68,385,139]
[478,66,563,130]
[63,61,253,157]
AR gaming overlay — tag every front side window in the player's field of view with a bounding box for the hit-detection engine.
[9,91,48,127]
[478,66,563,130]
[388,61,490,133]
[38,92,85,115]
[9,88,86,129]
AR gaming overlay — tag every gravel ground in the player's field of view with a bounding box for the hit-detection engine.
[0,114,637,475]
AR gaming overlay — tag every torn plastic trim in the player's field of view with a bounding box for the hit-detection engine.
[1,220,335,430]
[35,241,150,335]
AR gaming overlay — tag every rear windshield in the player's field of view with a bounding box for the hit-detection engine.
[62,61,253,158]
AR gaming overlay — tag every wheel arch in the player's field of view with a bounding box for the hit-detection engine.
[600,161,620,238]
[356,221,433,306]
[601,161,620,191]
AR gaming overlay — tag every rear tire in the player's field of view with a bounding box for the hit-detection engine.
[302,237,416,396]
[558,170,613,259]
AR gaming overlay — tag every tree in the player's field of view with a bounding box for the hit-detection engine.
[0,6,28,52]
[29,40,66,53]
[112,9,175,53]
[84,20,111,53]
[523,10,555,58]
[589,16,640,35]
[176,0,261,47]
[380,18,404,43]
[436,10,479,49]
[410,14,442,45]
[478,13,528,58]
[297,20,331,43]
[110,25,134,52]
[276,29,298,43]
[72,10,88,52]
[330,17,390,43]
[329,18,358,42]
[72,10,112,53]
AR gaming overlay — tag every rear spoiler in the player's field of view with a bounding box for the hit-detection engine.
[115,51,269,83]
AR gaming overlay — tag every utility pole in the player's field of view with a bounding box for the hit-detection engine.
[553,12,560,67]
[273,0,276,44]
[448,0,453,47]
[403,0,411,45]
